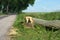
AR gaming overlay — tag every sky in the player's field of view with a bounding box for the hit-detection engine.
[23,0,60,12]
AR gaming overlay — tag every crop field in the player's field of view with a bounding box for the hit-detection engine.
[11,12,60,40]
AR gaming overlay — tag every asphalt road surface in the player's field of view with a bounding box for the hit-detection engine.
[0,15,16,40]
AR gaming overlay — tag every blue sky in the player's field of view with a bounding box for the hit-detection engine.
[23,0,60,12]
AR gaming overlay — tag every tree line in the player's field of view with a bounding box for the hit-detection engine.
[0,0,35,13]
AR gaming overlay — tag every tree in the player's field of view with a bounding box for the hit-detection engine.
[0,0,35,13]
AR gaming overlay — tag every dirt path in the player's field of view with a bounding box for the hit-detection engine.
[0,15,16,40]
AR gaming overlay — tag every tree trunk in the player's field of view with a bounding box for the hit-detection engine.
[6,1,9,14]
[6,5,9,14]
[1,5,4,13]
[33,18,60,29]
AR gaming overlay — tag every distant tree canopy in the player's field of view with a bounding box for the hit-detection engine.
[0,0,35,13]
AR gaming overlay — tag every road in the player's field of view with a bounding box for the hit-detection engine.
[0,15,8,19]
[0,15,16,40]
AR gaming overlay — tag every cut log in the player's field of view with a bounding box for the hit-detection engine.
[33,18,60,29]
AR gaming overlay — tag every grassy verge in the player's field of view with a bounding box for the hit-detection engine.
[0,13,6,15]
[11,12,60,40]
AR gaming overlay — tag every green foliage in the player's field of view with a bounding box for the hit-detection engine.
[24,12,60,20]
[0,0,35,13]
[12,12,60,40]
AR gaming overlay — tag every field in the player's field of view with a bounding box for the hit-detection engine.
[11,12,60,40]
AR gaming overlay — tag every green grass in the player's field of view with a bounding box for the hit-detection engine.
[12,12,60,40]
[0,13,6,15]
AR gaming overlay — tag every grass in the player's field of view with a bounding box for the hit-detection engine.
[11,12,60,40]
[0,13,6,15]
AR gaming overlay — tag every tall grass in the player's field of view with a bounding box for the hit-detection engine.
[12,12,60,40]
